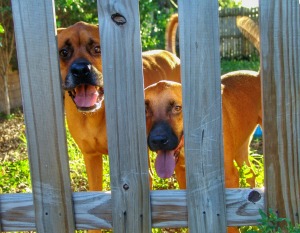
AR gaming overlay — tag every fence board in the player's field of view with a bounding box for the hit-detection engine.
[97,1,151,232]
[178,0,226,232]
[11,0,75,232]
[260,0,300,224]
[0,189,264,231]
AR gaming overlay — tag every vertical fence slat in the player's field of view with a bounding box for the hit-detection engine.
[260,0,300,223]
[178,0,227,232]
[11,0,75,232]
[97,1,151,232]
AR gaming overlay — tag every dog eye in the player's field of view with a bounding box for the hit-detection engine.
[94,45,101,54]
[59,48,69,58]
[174,105,182,112]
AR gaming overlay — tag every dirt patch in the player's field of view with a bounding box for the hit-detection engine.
[0,109,27,161]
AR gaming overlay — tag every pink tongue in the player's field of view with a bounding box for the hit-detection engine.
[155,150,176,178]
[74,85,99,107]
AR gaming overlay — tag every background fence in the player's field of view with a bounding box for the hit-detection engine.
[219,7,259,59]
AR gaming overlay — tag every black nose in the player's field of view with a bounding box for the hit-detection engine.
[70,61,91,79]
[150,135,169,147]
[147,122,179,151]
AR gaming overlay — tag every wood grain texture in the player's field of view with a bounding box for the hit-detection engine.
[177,0,227,232]
[97,1,151,232]
[260,0,300,224]
[0,189,264,231]
[10,0,75,232]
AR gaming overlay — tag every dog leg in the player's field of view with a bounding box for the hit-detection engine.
[84,154,103,191]
[227,226,240,233]
[88,230,102,233]
[223,137,240,188]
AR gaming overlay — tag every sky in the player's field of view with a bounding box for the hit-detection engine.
[241,0,259,8]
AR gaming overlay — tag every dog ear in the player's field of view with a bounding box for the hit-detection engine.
[57,28,66,34]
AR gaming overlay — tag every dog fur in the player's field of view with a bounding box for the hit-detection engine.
[57,21,181,193]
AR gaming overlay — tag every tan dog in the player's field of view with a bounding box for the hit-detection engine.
[145,73,261,189]
[57,21,181,193]
[161,14,262,188]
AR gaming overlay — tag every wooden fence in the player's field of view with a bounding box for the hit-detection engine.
[0,0,299,232]
[219,7,259,59]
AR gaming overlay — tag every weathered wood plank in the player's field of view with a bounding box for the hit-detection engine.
[97,1,151,232]
[0,189,264,231]
[177,0,227,232]
[260,0,300,224]
[10,0,75,232]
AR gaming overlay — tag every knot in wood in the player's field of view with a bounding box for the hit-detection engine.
[248,190,261,203]
[111,13,127,25]
[123,183,129,190]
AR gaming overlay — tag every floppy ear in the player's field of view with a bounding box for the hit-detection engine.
[57,28,66,34]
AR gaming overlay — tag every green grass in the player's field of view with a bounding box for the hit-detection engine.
[221,57,260,74]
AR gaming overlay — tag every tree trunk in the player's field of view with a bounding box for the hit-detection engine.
[3,73,10,115]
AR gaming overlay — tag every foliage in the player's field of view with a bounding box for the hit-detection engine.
[55,0,177,51]
[0,23,4,47]
[219,0,242,9]
[0,159,31,193]
[139,0,177,50]
[55,0,98,27]
[245,209,300,233]
[235,146,264,188]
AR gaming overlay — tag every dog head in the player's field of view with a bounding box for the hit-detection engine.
[144,80,184,179]
[57,22,104,112]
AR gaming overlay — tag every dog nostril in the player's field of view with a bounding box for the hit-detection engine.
[162,139,169,145]
[71,62,91,78]
[152,136,169,146]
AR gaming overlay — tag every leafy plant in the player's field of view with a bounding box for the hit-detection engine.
[245,209,300,233]
[0,159,31,193]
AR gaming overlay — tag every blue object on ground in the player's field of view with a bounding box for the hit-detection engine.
[253,125,263,138]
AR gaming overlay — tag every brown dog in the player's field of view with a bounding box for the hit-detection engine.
[57,21,181,192]
[145,73,261,189]
[160,14,262,189]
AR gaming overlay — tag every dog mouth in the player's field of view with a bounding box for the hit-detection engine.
[154,136,184,179]
[68,84,104,112]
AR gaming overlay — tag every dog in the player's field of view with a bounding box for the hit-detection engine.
[145,76,261,233]
[145,72,262,189]
[160,14,262,188]
[57,21,181,193]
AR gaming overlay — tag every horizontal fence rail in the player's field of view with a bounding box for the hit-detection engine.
[0,189,264,231]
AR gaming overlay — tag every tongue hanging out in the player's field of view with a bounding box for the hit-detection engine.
[155,150,176,178]
[154,136,184,179]
[74,84,99,107]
